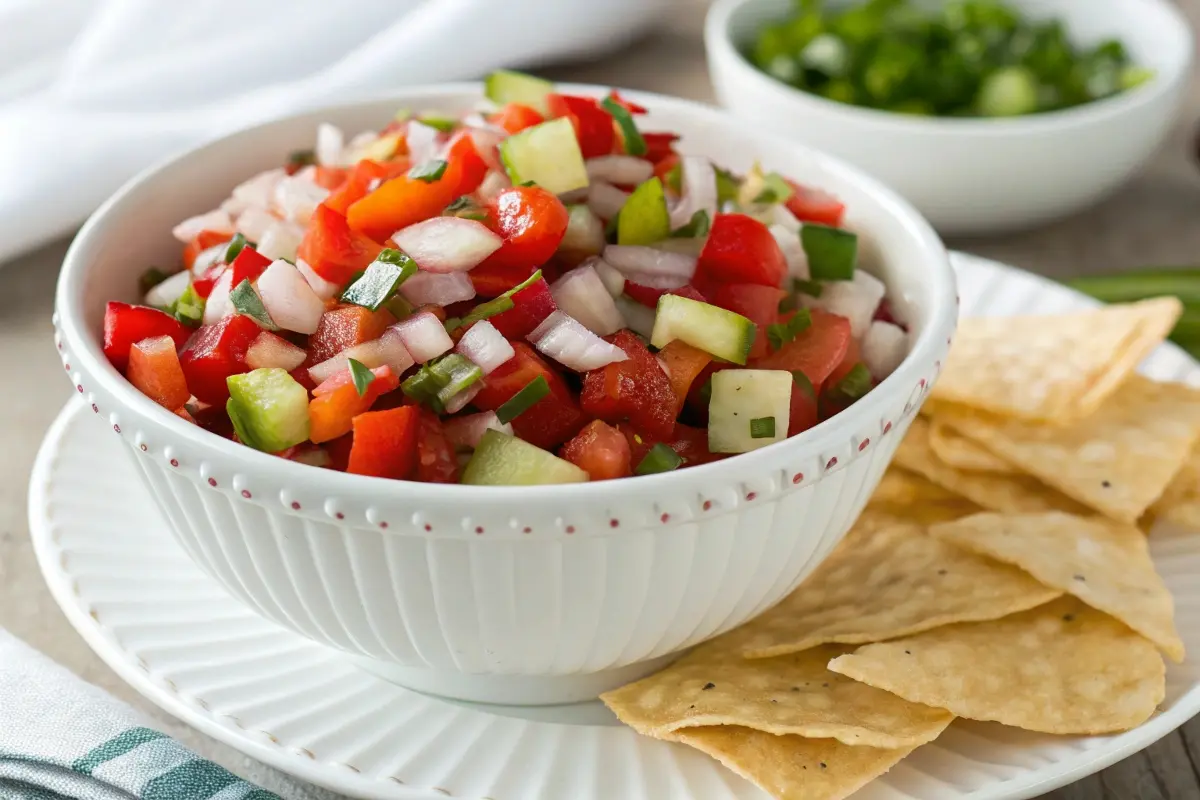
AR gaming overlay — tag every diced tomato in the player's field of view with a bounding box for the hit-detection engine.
[192,263,225,299]
[653,152,680,185]
[489,103,545,134]
[177,314,262,403]
[623,282,707,309]
[289,366,317,393]
[580,330,676,440]
[472,343,587,449]
[304,305,397,366]
[693,214,787,295]
[785,182,846,227]
[103,302,192,372]
[623,422,723,469]
[127,335,191,409]
[476,185,569,274]
[309,366,400,443]
[786,378,820,436]
[825,336,862,389]
[641,132,681,163]
[346,406,419,479]
[560,420,631,480]
[711,283,784,360]
[228,246,272,286]
[182,231,230,271]
[753,309,852,391]
[313,166,349,191]
[820,338,868,421]
[547,94,615,159]
[414,408,459,483]
[655,340,712,406]
[324,159,411,216]
[298,203,385,285]
[326,432,354,471]
[683,361,733,425]
[487,276,557,338]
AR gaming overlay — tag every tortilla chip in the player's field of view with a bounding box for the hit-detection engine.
[931,511,1183,662]
[828,597,1165,735]
[870,467,963,505]
[935,376,1200,523]
[928,420,1016,474]
[599,643,953,749]
[866,500,982,526]
[894,417,1087,514]
[1146,442,1200,530]
[674,725,943,800]
[930,297,1181,422]
[734,520,1059,660]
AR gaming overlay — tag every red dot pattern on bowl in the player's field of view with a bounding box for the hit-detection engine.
[858,439,870,452]
[566,525,576,534]
[883,421,893,434]
[745,492,757,501]
[792,473,804,484]
[207,478,217,487]
[242,490,252,499]
[826,457,838,469]
[291,501,301,510]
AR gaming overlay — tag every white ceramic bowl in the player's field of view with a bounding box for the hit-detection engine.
[706,0,1194,235]
[54,84,956,705]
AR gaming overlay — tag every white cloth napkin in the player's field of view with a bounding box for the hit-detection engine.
[0,0,668,264]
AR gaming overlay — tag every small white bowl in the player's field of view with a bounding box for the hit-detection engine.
[706,0,1194,235]
[54,85,956,705]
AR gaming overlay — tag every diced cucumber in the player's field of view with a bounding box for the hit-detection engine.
[484,70,554,115]
[226,368,310,453]
[651,295,757,365]
[707,370,792,454]
[558,204,606,261]
[500,118,589,195]
[617,177,670,246]
[801,224,857,281]
[461,430,589,485]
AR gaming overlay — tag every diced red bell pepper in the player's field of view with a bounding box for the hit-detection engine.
[753,309,852,389]
[693,214,787,295]
[304,305,397,366]
[298,203,385,286]
[472,343,587,449]
[623,422,723,469]
[177,314,262,403]
[414,408,459,483]
[324,159,411,216]
[580,330,676,440]
[475,185,569,274]
[641,132,681,164]
[487,276,557,338]
[560,420,631,480]
[346,406,419,479]
[606,90,647,115]
[547,94,615,159]
[312,165,349,191]
[103,302,192,372]
[623,282,707,309]
[711,283,785,360]
[655,340,712,406]
[309,365,400,443]
[228,245,272,286]
[192,263,225,299]
[182,230,230,271]
[785,181,846,227]
[489,103,545,134]
[127,335,191,410]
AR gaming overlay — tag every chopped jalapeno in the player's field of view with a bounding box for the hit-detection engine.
[635,443,683,475]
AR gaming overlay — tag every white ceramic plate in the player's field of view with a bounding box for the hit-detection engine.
[31,253,1200,800]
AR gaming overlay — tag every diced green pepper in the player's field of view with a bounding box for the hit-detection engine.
[802,225,857,281]
[617,177,671,246]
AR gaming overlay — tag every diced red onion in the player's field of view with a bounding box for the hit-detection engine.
[257,220,305,262]
[290,259,337,303]
[271,174,329,225]
[202,270,234,324]
[308,333,414,385]
[391,217,502,273]
[316,123,345,167]
[550,265,626,336]
[476,170,511,203]
[173,209,233,243]
[399,271,476,307]
[669,155,718,230]
[407,120,444,164]
[231,168,285,211]
[443,383,482,414]
[770,223,808,281]
[528,311,628,372]
[236,207,278,242]
[256,259,326,334]
[862,320,908,382]
[144,270,190,309]
[588,257,625,297]
[246,331,307,372]
[802,270,885,339]
[614,295,656,339]
[455,320,515,374]
[587,181,629,220]
[586,155,654,186]
[444,411,513,450]
[389,311,454,363]
[603,245,697,287]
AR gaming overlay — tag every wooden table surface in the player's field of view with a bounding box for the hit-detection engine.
[2,2,1199,798]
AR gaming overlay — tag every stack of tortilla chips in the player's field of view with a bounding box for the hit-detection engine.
[602,297,1199,799]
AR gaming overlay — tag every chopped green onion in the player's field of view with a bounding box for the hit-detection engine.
[383,294,414,320]
[793,278,823,297]
[224,233,249,263]
[791,370,816,401]
[829,363,872,402]
[601,96,646,156]
[671,210,710,239]
[753,172,794,205]
[286,149,316,170]
[138,268,172,295]
[340,249,417,310]
[749,416,776,439]
[229,279,276,330]
[635,443,683,475]
[418,114,457,133]
[801,225,857,281]
[348,358,374,397]
[408,159,448,183]
[169,283,205,327]
[447,295,515,333]
[767,309,813,351]
[402,354,484,412]
[496,375,549,424]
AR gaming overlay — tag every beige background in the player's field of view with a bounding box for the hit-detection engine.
[3,2,1200,798]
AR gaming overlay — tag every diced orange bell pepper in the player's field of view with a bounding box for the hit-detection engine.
[127,335,191,410]
[308,366,400,443]
[346,406,419,479]
[655,340,712,408]
[324,159,411,216]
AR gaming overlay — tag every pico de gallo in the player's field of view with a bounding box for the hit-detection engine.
[104,72,909,486]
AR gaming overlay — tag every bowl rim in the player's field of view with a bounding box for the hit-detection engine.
[705,0,1195,136]
[56,81,956,505]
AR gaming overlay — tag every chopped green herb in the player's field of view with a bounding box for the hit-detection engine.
[138,268,172,296]
[829,363,873,402]
[496,375,549,424]
[753,172,794,205]
[801,225,857,282]
[408,159,448,183]
[767,308,813,351]
[340,249,417,310]
[671,210,710,239]
[445,195,474,212]
[224,233,249,263]
[418,114,457,133]
[715,167,741,205]
[402,354,483,412]
[749,416,776,439]
[792,370,816,401]
[286,149,316,170]
[635,442,683,475]
[229,279,276,330]
[348,358,375,397]
[519,180,537,187]
[169,283,205,327]
[793,278,824,297]
[446,295,515,333]
[601,96,646,156]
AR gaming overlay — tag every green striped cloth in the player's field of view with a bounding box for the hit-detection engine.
[0,630,280,800]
